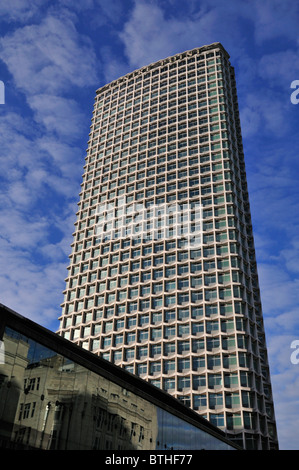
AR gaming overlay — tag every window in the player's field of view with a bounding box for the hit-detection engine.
[191,277,202,288]
[103,337,111,348]
[205,289,217,301]
[178,358,190,371]
[225,392,240,408]
[178,376,190,390]
[227,413,242,430]
[139,314,149,326]
[128,302,138,313]
[191,292,203,302]
[152,297,163,308]
[139,330,148,342]
[192,323,204,335]
[138,346,148,358]
[191,307,203,319]
[208,373,222,388]
[153,283,163,294]
[164,342,175,355]
[113,350,122,362]
[206,320,219,334]
[126,332,136,343]
[209,393,223,409]
[209,414,224,427]
[178,324,190,336]
[224,373,239,387]
[164,360,175,373]
[141,285,150,295]
[116,319,125,330]
[151,328,162,340]
[165,326,175,338]
[178,308,189,321]
[152,312,162,323]
[194,395,207,408]
[205,304,218,316]
[164,378,175,390]
[151,344,161,356]
[165,281,176,291]
[137,363,147,375]
[193,375,206,388]
[127,317,137,329]
[208,355,221,369]
[125,349,135,361]
[165,310,176,322]
[130,274,139,284]
[165,295,176,306]
[150,362,161,374]
[178,293,189,304]
[178,340,190,354]
[140,299,150,310]
[178,278,189,289]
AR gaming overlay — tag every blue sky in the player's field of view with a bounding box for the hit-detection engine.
[0,0,298,450]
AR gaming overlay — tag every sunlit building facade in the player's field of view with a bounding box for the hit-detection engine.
[58,43,278,450]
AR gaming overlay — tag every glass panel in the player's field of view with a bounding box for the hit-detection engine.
[0,326,236,450]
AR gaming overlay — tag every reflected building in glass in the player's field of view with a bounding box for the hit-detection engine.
[0,305,238,450]
[58,43,278,450]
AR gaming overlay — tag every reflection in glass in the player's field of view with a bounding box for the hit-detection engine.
[0,327,234,450]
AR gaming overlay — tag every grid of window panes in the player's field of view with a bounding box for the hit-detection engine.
[59,44,278,450]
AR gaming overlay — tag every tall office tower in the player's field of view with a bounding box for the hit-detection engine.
[58,43,278,450]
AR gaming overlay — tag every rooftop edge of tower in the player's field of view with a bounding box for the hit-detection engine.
[95,42,229,97]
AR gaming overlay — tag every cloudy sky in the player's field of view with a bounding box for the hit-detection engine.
[0,0,298,450]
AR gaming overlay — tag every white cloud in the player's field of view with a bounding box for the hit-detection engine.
[259,263,299,317]
[241,89,290,137]
[100,45,132,83]
[94,0,126,24]
[266,333,299,449]
[258,48,299,86]
[0,110,83,205]
[0,238,66,330]
[280,240,299,274]
[270,309,299,334]
[239,106,262,138]
[0,0,45,22]
[0,113,39,178]
[0,14,98,96]
[0,107,81,330]
[37,136,83,177]
[246,145,299,235]
[57,0,126,24]
[0,190,75,330]
[6,180,34,208]
[0,9,96,330]
[29,94,85,139]
[118,0,299,75]
[0,208,48,248]
[119,1,224,70]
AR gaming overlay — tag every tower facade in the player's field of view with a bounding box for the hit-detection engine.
[58,43,278,450]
